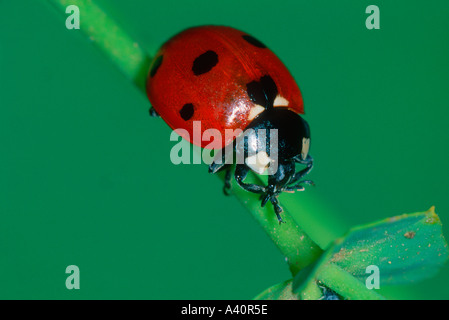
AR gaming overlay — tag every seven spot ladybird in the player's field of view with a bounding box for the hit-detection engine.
[146,26,313,223]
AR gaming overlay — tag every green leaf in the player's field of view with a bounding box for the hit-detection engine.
[330,206,449,285]
[290,207,448,300]
[253,280,297,300]
[291,245,385,300]
[254,259,324,300]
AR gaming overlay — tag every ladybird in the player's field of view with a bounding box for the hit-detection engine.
[146,26,313,223]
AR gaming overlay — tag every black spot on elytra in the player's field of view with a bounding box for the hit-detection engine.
[180,103,194,121]
[192,50,218,75]
[150,55,163,77]
[246,75,278,109]
[242,35,266,48]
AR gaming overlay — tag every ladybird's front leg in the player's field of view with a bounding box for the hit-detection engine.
[234,164,266,194]
[234,165,285,224]
[209,150,234,196]
[283,180,314,192]
[286,156,314,190]
[209,157,226,174]
[270,195,284,224]
[208,147,234,174]
[223,166,232,195]
[259,185,284,223]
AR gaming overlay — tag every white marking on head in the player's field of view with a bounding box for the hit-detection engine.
[248,104,265,120]
[246,151,271,174]
[301,138,310,160]
[273,95,289,107]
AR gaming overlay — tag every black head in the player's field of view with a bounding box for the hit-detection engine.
[235,108,311,176]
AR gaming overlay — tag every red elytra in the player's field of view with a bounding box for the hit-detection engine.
[146,25,304,149]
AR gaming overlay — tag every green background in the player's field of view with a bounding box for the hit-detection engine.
[1,0,448,299]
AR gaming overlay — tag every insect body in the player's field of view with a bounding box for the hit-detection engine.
[146,26,313,223]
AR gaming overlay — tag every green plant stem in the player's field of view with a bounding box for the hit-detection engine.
[226,171,323,275]
[48,0,152,92]
[48,0,323,276]
[317,264,385,300]
[298,280,322,300]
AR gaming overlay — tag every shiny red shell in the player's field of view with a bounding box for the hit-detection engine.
[146,26,304,149]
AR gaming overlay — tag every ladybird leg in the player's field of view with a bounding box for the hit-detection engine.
[260,192,271,207]
[234,164,266,194]
[223,165,232,196]
[283,185,305,192]
[293,154,313,165]
[209,161,225,174]
[209,147,233,174]
[258,189,284,223]
[208,150,233,195]
[284,179,314,193]
[288,158,314,186]
[209,153,226,174]
[259,184,284,223]
[149,107,160,117]
[270,195,284,224]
